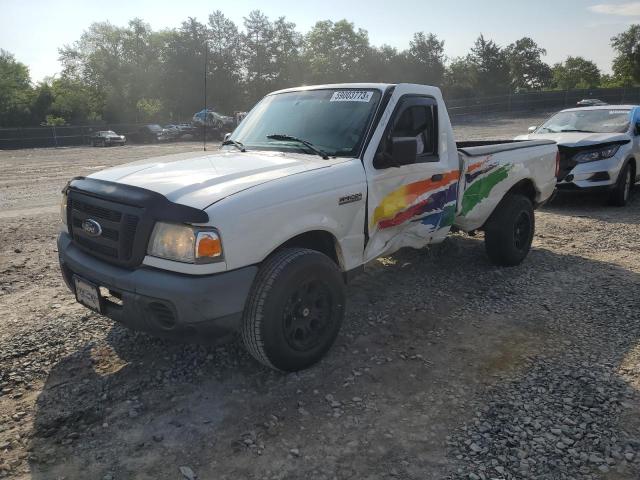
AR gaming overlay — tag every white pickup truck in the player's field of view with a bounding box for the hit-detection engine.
[58,83,557,371]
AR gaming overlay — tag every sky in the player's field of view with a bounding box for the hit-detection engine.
[2,0,640,81]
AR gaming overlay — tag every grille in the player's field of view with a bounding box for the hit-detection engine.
[70,198,122,222]
[68,191,146,267]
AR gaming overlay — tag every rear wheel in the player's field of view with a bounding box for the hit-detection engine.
[241,248,345,372]
[484,194,535,267]
[609,162,633,207]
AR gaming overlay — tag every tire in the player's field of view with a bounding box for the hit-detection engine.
[608,162,633,207]
[484,194,535,267]
[241,248,346,372]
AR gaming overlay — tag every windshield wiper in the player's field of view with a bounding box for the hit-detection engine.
[267,134,330,159]
[558,129,596,133]
[221,139,246,152]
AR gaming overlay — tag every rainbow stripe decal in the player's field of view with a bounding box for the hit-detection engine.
[372,171,459,230]
[460,161,511,216]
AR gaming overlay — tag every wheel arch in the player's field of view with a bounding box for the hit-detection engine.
[505,178,537,205]
[269,230,344,270]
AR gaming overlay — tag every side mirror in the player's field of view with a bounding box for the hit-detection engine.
[390,137,418,167]
[634,122,640,136]
[223,132,231,143]
[528,126,537,134]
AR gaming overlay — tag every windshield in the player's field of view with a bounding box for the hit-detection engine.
[100,131,116,136]
[230,88,382,157]
[537,109,631,134]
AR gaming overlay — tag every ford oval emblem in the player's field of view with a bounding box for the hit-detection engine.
[81,218,102,237]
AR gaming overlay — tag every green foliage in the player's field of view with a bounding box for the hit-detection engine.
[0,49,33,127]
[468,35,511,96]
[136,98,164,122]
[45,115,66,126]
[1,11,635,128]
[552,57,601,90]
[611,25,640,86]
[505,37,552,91]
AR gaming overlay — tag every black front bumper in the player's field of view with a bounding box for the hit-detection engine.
[58,232,257,341]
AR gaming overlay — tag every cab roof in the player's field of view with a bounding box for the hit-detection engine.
[269,83,396,95]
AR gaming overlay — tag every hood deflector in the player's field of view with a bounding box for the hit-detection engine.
[66,177,209,224]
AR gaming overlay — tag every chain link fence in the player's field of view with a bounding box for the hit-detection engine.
[446,86,640,117]
[0,123,150,149]
[3,87,640,149]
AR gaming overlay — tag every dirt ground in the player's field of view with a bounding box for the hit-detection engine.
[1,113,639,480]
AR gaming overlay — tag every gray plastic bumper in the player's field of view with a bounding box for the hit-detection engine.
[57,232,257,341]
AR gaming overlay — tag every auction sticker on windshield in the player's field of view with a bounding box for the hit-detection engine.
[330,91,374,102]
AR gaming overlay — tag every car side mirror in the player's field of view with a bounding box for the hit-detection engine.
[223,132,231,143]
[528,126,537,134]
[390,137,418,167]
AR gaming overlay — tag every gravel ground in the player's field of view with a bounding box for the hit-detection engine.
[1,112,639,480]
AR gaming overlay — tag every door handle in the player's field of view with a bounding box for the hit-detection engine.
[431,174,443,181]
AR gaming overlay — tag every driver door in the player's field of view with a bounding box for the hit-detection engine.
[362,85,458,262]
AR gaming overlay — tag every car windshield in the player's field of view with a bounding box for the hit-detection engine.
[230,88,383,157]
[148,125,162,132]
[538,109,631,134]
[100,131,116,136]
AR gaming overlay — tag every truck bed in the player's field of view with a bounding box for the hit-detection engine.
[457,139,556,157]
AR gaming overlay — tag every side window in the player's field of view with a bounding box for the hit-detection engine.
[391,105,437,158]
[374,97,439,169]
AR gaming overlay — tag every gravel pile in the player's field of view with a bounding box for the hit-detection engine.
[448,359,640,479]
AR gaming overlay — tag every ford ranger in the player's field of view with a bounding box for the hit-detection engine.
[58,83,558,371]
[517,105,639,206]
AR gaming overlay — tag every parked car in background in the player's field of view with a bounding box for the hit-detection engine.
[90,130,126,147]
[576,99,608,108]
[130,124,171,143]
[517,105,639,206]
[59,83,558,371]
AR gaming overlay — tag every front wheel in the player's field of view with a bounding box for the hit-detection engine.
[241,248,345,372]
[484,194,535,267]
[609,163,633,207]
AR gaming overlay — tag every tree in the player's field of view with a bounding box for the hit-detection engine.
[0,50,33,127]
[552,57,601,90]
[207,11,243,112]
[49,77,101,123]
[468,34,511,95]
[304,20,372,84]
[136,98,164,122]
[243,11,276,102]
[505,37,552,91]
[406,32,446,86]
[58,19,166,122]
[271,17,304,90]
[444,57,477,98]
[611,25,640,86]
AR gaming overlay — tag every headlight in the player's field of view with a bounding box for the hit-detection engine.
[573,145,621,163]
[147,222,222,263]
[60,191,68,225]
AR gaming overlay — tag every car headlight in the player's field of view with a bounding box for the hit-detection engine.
[573,145,621,163]
[147,222,222,263]
[60,191,68,225]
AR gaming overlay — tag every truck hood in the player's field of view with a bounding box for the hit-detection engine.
[515,131,630,147]
[89,150,344,210]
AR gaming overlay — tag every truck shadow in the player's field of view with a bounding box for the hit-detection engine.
[27,237,640,479]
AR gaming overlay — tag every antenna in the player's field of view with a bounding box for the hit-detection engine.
[203,39,208,152]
